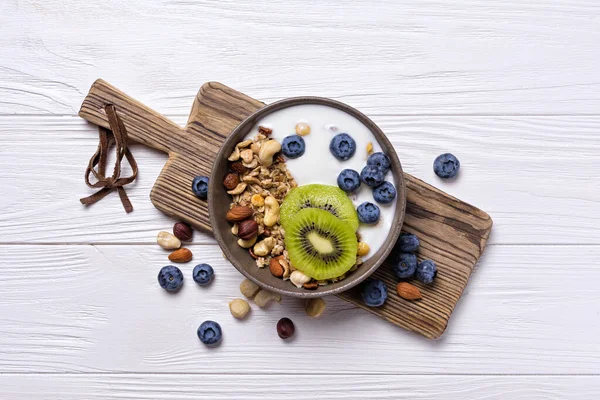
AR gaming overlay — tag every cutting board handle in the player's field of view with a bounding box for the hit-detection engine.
[79,79,184,155]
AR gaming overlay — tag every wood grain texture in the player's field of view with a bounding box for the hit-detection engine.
[1,0,600,115]
[0,244,599,374]
[1,115,598,245]
[78,80,492,338]
[2,374,599,400]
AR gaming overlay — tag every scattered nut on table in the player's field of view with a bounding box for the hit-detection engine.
[157,231,181,250]
[239,278,260,299]
[305,298,326,318]
[254,289,281,307]
[229,298,250,319]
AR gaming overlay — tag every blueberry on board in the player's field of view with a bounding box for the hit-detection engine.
[357,202,380,224]
[281,135,306,159]
[360,165,385,187]
[367,152,391,174]
[373,181,396,204]
[197,320,222,345]
[191,175,209,199]
[433,153,460,179]
[397,233,420,253]
[361,279,388,307]
[193,263,214,286]
[416,260,437,284]
[337,169,361,193]
[329,133,356,161]
[389,252,417,279]
[158,265,184,292]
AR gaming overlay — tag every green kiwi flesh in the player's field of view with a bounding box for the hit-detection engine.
[280,184,359,231]
[284,208,358,280]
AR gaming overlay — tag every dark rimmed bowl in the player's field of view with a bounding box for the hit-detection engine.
[209,97,406,298]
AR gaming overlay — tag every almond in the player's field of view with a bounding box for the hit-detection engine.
[269,256,284,278]
[222,173,239,190]
[226,206,253,222]
[168,248,193,263]
[396,282,422,300]
[237,219,258,240]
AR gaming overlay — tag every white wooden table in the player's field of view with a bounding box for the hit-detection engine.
[1,1,599,398]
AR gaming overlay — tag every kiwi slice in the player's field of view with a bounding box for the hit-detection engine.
[284,208,358,280]
[280,184,359,231]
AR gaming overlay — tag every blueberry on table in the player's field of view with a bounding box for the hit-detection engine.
[281,135,306,159]
[433,153,460,179]
[330,133,356,161]
[367,152,391,174]
[158,265,184,292]
[360,165,385,187]
[361,279,388,307]
[197,320,222,345]
[389,252,417,279]
[193,263,214,286]
[337,169,361,193]
[357,202,380,224]
[373,181,396,204]
[416,260,437,284]
[191,175,209,199]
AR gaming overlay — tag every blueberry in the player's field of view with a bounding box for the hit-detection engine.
[197,320,222,345]
[389,252,417,279]
[397,233,420,253]
[433,153,460,179]
[158,265,184,292]
[193,263,214,286]
[337,169,361,193]
[416,260,437,284]
[360,165,385,187]
[367,152,391,174]
[281,135,306,159]
[373,181,396,204]
[329,133,356,161]
[357,202,380,224]
[361,279,388,307]
[191,175,209,199]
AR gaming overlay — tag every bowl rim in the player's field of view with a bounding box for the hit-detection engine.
[209,96,406,298]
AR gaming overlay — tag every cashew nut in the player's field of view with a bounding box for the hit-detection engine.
[279,258,291,280]
[227,182,247,195]
[240,149,254,164]
[228,146,240,161]
[263,196,280,227]
[237,235,257,248]
[253,237,275,257]
[290,270,311,288]
[236,139,253,149]
[231,223,239,235]
[254,289,281,308]
[258,140,282,167]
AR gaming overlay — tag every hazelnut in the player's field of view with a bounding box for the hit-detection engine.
[230,161,247,174]
[223,173,239,190]
[237,219,258,240]
[276,317,295,339]
[173,222,193,242]
[226,206,253,222]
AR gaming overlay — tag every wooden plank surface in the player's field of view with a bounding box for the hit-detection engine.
[1,244,598,374]
[1,374,599,400]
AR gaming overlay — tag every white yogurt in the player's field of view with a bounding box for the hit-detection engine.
[247,104,397,261]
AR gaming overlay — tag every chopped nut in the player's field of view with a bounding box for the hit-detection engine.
[357,242,370,257]
[303,281,318,290]
[295,122,311,136]
[236,139,253,148]
[366,141,374,155]
[305,298,326,318]
[250,143,260,154]
[229,298,250,319]
[227,182,247,195]
[240,148,254,164]
[228,146,240,161]
[240,278,260,298]
[258,126,272,135]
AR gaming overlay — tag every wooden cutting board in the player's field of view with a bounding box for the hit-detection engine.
[79,80,492,339]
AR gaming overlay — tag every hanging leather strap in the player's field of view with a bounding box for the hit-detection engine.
[80,104,138,213]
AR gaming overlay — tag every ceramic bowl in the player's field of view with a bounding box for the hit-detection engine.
[209,97,406,298]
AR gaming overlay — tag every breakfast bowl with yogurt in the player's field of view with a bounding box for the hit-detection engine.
[209,98,406,298]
